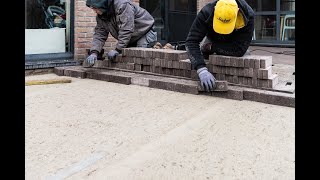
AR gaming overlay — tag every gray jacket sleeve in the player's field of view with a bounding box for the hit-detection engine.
[115,3,135,51]
[90,16,109,53]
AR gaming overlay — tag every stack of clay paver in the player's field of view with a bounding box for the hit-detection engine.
[54,48,294,107]
[95,47,278,89]
[93,48,228,91]
[96,48,194,78]
[208,54,278,88]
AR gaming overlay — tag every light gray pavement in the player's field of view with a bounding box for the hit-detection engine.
[249,46,295,65]
[25,74,295,180]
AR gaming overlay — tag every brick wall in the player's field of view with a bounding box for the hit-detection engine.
[197,0,213,12]
[74,0,205,60]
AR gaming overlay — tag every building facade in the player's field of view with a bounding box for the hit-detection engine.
[25,0,295,66]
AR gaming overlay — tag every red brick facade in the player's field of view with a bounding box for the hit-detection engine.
[74,0,206,60]
[198,0,212,12]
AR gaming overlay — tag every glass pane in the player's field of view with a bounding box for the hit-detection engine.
[141,0,165,41]
[254,15,277,40]
[168,0,197,42]
[26,0,70,54]
[169,0,189,11]
[189,0,197,12]
[142,0,197,43]
[168,13,196,42]
[246,0,276,12]
[280,14,295,41]
[141,0,162,15]
[281,0,295,11]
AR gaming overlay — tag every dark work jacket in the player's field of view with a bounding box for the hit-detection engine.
[185,0,255,70]
[87,0,155,53]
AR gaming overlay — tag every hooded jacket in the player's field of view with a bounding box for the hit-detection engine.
[86,0,155,53]
[185,0,255,70]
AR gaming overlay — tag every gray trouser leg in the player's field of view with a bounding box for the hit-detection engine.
[136,27,157,48]
[200,36,251,57]
[200,36,213,52]
[200,36,214,59]
[136,34,148,48]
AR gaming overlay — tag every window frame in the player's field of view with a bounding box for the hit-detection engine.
[251,0,295,47]
[25,0,75,62]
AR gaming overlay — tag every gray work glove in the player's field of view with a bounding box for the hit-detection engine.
[83,53,97,67]
[197,67,216,92]
[107,50,119,61]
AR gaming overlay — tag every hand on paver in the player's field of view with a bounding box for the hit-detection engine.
[107,50,119,61]
[84,53,97,67]
[197,67,216,92]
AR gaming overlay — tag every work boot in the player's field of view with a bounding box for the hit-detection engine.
[153,42,162,49]
[163,43,174,50]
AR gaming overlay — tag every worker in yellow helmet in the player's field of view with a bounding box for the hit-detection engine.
[185,0,254,91]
